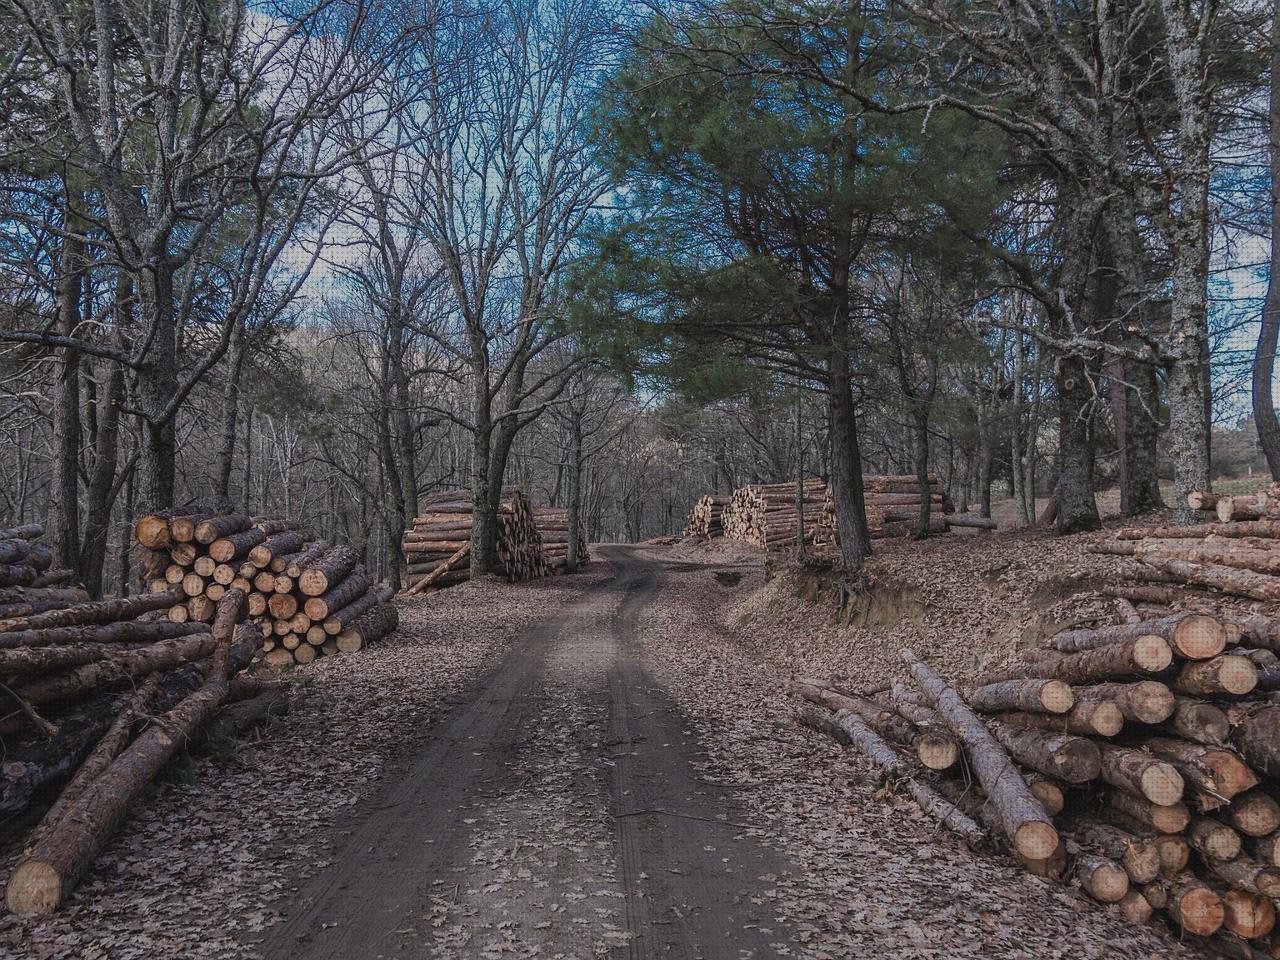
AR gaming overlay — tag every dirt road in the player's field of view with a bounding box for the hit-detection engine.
[260,546,792,960]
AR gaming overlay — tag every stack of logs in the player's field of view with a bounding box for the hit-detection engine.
[793,602,1280,951]
[401,489,550,593]
[684,494,728,538]
[721,479,828,550]
[0,553,286,915]
[0,524,83,617]
[533,507,589,573]
[135,506,397,666]
[688,475,996,551]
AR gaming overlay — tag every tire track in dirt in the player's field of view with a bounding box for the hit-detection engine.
[258,547,793,960]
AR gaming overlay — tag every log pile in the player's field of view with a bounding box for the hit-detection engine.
[792,599,1280,949]
[533,507,589,572]
[0,585,275,914]
[684,494,728,538]
[0,524,87,619]
[687,474,994,551]
[721,478,828,550]
[134,507,398,666]
[402,489,548,592]
[813,474,968,546]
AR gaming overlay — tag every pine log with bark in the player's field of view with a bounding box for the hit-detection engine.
[978,635,1173,686]
[298,545,359,597]
[966,679,1073,715]
[194,514,253,545]
[303,570,371,621]
[248,531,307,569]
[0,588,184,634]
[1168,697,1231,746]
[986,721,1100,784]
[0,618,205,652]
[794,704,987,849]
[1047,613,1226,660]
[1142,739,1260,809]
[901,649,1059,859]
[208,528,267,563]
[1229,705,1280,782]
[1098,743,1187,806]
[1174,656,1260,697]
[1074,682,1175,724]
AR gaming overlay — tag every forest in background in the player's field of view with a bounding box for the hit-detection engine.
[0,0,1273,595]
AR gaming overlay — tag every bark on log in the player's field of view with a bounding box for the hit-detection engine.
[1143,738,1260,809]
[1174,656,1260,697]
[901,649,1059,859]
[794,705,987,849]
[0,588,183,634]
[1107,790,1191,834]
[976,635,1172,686]
[1223,791,1280,838]
[1133,554,1280,603]
[248,531,307,569]
[1074,682,1175,725]
[208,528,267,563]
[1207,857,1280,900]
[298,545,358,597]
[8,633,218,705]
[1188,816,1243,861]
[194,514,253,545]
[1073,851,1130,903]
[986,721,1101,784]
[994,701,1124,737]
[1155,874,1226,936]
[1098,743,1187,806]
[0,618,205,652]
[1169,697,1230,746]
[967,679,1073,715]
[1230,705,1280,782]
[1048,614,1226,660]
[323,587,382,636]
[5,596,250,915]
[303,570,371,621]
[1067,822,1162,885]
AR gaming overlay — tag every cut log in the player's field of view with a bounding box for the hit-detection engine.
[1156,874,1226,935]
[323,587,382,636]
[1174,656,1260,697]
[1068,822,1162,884]
[208,528,267,563]
[794,704,986,849]
[267,593,298,620]
[248,531,307,569]
[994,699,1123,737]
[302,570,370,621]
[1119,890,1153,924]
[5,602,251,915]
[901,649,1058,859]
[1222,889,1277,941]
[1133,554,1280,603]
[1023,773,1066,816]
[0,589,183,634]
[0,618,205,652]
[986,721,1100,784]
[1049,614,1226,660]
[1098,744,1185,805]
[194,514,253,545]
[1143,739,1260,809]
[1222,791,1280,838]
[298,545,358,597]
[1169,697,1230,746]
[1188,816,1243,861]
[1249,832,1280,868]
[1230,705,1280,782]
[1073,682,1174,725]
[967,679,1073,715]
[8,633,217,705]
[1107,791,1192,833]
[1070,851,1129,903]
[1206,857,1280,900]
[977,635,1172,686]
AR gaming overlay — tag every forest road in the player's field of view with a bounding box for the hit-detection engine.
[257,545,793,960]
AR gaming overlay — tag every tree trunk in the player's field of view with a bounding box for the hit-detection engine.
[827,347,872,573]
[1257,0,1280,478]
[52,229,84,571]
[566,407,584,573]
[78,359,124,599]
[137,266,179,510]
[214,322,249,504]
[1055,354,1101,533]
